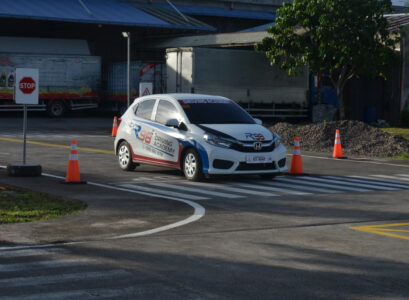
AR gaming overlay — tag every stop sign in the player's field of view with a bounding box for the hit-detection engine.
[19,77,36,94]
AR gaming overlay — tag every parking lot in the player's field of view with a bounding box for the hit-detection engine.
[1,116,409,299]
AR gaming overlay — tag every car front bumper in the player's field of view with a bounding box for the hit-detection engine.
[202,143,288,175]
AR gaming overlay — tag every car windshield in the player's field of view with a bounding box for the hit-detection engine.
[179,99,255,124]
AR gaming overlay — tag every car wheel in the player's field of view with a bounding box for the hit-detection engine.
[47,100,66,118]
[183,148,203,181]
[118,141,137,171]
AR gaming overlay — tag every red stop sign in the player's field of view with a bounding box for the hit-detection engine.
[19,77,36,94]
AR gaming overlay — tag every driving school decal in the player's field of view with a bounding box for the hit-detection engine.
[133,124,178,161]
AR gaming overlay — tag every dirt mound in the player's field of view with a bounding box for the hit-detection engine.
[269,120,409,157]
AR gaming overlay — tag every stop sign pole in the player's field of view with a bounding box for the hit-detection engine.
[7,68,42,177]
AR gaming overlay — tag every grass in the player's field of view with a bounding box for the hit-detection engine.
[380,127,409,140]
[0,185,87,224]
[379,127,409,160]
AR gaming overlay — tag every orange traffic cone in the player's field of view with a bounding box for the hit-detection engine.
[112,116,118,137]
[332,129,344,158]
[290,136,303,175]
[64,140,86,184]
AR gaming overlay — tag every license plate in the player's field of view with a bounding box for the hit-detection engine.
[245,155,273,164]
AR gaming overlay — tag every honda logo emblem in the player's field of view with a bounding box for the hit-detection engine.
[253,142,262,151]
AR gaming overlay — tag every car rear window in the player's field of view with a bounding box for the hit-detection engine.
[178,99,255,124]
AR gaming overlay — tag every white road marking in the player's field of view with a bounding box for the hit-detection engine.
[0,258,91,272]
[302,176,398,191]
[228,182,311,195]
[0,167,205,249]
[149,182,243,198]
[371,174,409,182]
[324,176,403,190]
[185,181,278,197]
[0,248,70,258]
[0,270,129,288]
[276,177,371,192]
[289,153,409,168]
[397,174,409,178]
[260,180,340,194]
[348,176,409,188]
[119,183,208,201]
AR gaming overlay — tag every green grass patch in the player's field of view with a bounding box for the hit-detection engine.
[391,152,409,161]
[0,185,87,224]
[380,128,409,140]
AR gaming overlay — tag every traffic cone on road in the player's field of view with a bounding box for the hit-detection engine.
[64,140,86,184]
[290,136,303,175]
[111,116,118,137]
[332,129,344,158]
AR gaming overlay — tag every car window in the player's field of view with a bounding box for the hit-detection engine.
[135,99,156,120]
[179,99,255,124]
[155,100,180,124]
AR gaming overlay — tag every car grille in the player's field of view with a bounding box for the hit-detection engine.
[236,161,277,171]
[213,159,234,169]
[231,141,275,153]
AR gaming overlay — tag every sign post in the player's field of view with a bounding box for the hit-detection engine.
[7,68,42,177]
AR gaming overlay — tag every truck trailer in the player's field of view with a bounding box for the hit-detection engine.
[166,47,310,119]
[0,37,101,117]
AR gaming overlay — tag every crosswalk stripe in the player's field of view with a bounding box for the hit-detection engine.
[348,176,409,188]
[371,174,409,182]
[119,184,208,200]
[0,248,70,258]
[397,174,409,178]
[276,177,371,192]
[148,182,243,199]
[227,182,312,195]
[0,270,129,288]
[255,180,339,194]
[324,176,402,190]
[304,176,398,191]
[0,258,91,272]
[185,181,278,197]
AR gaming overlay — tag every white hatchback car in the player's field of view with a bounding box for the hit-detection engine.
[114,94,287,181]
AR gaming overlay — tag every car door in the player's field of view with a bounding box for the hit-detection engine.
[128,98,158,163]
[148,99,185,167]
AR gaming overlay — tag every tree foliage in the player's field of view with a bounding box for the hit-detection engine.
[256,0,399,119]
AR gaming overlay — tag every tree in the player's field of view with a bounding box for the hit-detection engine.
[256,0,398,119]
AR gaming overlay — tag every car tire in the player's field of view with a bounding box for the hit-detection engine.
[183,148,203,181]
[47,100,66,118]
[118,141,137,171]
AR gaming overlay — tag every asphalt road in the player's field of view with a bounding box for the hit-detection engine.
[1,115,409,299]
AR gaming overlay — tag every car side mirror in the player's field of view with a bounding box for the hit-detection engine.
[165,118,181,128]
[165,118,188,131]
[254,118,262,125]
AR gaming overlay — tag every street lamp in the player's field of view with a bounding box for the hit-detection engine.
[122,31,131,107]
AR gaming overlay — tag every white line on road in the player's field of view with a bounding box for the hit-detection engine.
[119,183,208,201]
[261,180,340,194]
[148,182,243,199]
[185,181,278,197]
[227,182,311,195]
[348,175,409,188]
[371,174,409,182]
[0,167,206,250]
[303,176,398,191]
[277,177,371,192]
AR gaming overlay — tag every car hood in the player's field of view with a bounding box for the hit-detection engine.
[197,124,275,142]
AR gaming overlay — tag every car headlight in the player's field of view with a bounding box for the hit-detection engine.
[272,134,281,148]
[203,133,233,148]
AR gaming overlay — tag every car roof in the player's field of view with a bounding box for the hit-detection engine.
[135,93,229,102]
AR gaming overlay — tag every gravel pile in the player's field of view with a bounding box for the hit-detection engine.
[269,120,409,158]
